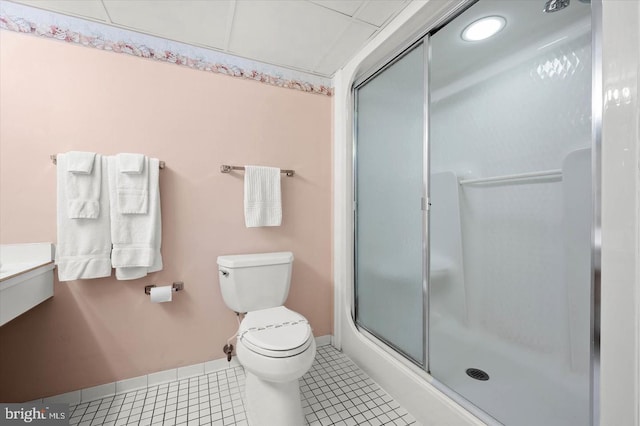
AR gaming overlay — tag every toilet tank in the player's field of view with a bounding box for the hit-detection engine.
[217,252,293,313]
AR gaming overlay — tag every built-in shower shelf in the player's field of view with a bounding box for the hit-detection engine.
[430,254,454,281]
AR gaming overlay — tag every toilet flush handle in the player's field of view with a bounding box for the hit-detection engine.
[220,269,229,277]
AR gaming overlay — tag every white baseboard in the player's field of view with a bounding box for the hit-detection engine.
[34,334,333,405]
[315,334,332,347]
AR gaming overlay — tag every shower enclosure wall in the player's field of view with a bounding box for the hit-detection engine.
[352,1,596,424]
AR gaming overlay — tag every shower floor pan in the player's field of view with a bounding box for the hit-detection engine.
[429,319,590,426]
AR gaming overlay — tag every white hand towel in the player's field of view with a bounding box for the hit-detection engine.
[56,153,112,281]
[116,153,149,215]
[244,165,282,227]
[118,153,145,174]
[108,156,163,280]
[66,151,95,174]
[65,151,100,219]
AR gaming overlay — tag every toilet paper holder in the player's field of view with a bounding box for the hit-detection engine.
[145,281,184,295]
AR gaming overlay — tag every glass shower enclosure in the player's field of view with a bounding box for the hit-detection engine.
[354,1,595,424]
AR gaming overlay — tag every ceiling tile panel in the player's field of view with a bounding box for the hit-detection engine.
[314,20,375,75]
[103,0,231,49]
[307,0,364,17]
[8,0,411,77]
[229,0,352,72]
[11,0,109,21]
[356,0,407,27]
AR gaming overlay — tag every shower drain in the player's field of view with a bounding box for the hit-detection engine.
[466,368,490,381]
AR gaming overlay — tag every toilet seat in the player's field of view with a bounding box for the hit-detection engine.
[239,306,313,358]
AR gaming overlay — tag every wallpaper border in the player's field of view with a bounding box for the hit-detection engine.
[0,1,333,96]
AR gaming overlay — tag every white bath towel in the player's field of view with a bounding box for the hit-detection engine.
[107,156,163,280]
[244,165,282,227]
[116,153,148,214]
[56,153,112,281]
[65,151,100,219]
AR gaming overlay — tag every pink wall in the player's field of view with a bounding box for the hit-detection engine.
[0,31,332,402]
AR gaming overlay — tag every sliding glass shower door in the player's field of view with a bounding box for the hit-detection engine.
[428,1,592,425]
[354,44,425,364]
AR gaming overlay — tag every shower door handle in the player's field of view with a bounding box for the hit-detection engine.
[421,197,430,211]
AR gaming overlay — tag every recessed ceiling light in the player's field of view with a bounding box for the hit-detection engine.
[461,16,506,42]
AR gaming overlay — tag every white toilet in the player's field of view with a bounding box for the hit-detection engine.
[216,251,316,426]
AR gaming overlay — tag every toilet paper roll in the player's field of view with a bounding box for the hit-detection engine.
[150,285,173,303]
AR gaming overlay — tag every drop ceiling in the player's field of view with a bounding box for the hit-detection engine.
[8,0,411,77]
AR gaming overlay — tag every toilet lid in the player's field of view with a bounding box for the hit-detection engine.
[239,307,312,356]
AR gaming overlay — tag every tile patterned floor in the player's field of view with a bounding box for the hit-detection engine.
[68,345,418,426]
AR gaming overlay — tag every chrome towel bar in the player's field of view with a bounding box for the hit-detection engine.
[220,164,295,177]
[51,154,165,169]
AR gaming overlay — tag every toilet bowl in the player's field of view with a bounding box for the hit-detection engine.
[237,306,316,425]
[216,252,316,426]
